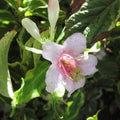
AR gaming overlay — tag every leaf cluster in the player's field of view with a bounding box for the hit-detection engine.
[0,0,120,120]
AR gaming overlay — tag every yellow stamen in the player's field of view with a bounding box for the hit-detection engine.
[61,60,71,67]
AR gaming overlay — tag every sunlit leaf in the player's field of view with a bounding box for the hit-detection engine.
[21,38,34,66]
[19,36,42,67]
[17,39,42,55]
[12,61,50,106]
[24,0,48,19]
[64,90,84,120]
[33,39,42,67]
[41,30,50,43]
[0,31,16,98]
[26,0,47,10]
[31,8,48,19]
[87,110,100,120]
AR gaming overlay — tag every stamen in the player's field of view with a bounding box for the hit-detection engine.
[58,53,84,81]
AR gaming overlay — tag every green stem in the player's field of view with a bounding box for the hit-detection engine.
[56,27,65,44]
[50,27,55,41]
[52,94,63,119]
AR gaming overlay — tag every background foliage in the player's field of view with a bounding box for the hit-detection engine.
[0,0,120,120]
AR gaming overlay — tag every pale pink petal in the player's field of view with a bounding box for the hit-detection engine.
[63,77,85,97]
[45,64,64,93]
[63,33,86,56]
[78,54,98,76]
[42,42,63,63]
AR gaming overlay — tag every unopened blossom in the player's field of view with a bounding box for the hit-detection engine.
[42,33,98,97]
[48,0,59,32]
[21,18,41,42]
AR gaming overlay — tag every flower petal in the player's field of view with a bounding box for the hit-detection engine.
[45,64,64,93]
[63,77,85,97]
[42,42,63,63]
[63,33,86,56]
[78,54,98,76]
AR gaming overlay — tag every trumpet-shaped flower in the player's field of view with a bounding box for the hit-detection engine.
[42,33,98,97]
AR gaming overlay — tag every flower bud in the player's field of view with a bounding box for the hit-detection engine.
[48,0,60,31]
[21,18,41,41]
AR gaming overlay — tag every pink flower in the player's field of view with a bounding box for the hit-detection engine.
[42,33,98,97]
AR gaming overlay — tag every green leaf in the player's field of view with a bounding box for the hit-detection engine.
[64,90,84,120]
[84,82,102,100]
[21,38,34,66]
[0,0,8,9]
[30,8,48,19]
[115,93,120,109]
[18,37,42,67]
[33,39,42,67]
[26,0,47,10]
[12,61,50,106]
[56,27,65,44]
[5,0,18,10]
[24,0,47,19]
[0,10,17,23]
[58,10,66,25]
[17,39,42,55]
[41,30,50,43]
[0,31,17,98]
[87,110,100,120]
[97,60,119,78]
[117,81,120,94]
[65,0,120,42]
[82,82,101,117]
[0,94,11,104]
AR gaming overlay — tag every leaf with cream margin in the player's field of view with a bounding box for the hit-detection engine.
[64,90,84,120]
[11,61,50,108]
[17,37,42,67]
[0,31,16,98]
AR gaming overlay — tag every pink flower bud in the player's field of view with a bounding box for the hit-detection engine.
[48,0,60,31]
